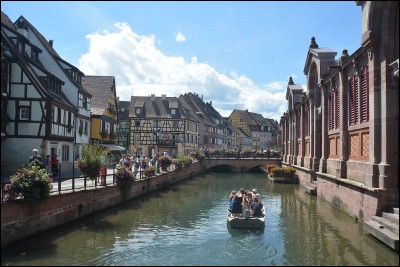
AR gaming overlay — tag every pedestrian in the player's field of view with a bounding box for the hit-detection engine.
[29,148,45,169]
[52,155,59,178]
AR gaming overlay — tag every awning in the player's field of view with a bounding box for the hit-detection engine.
[102,144,126,151]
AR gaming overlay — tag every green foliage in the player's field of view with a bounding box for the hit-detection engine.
[174,154,193,169]
[143,166,156,178]
[271,166,295,178]
[3,165,53,205]
[266,164,278,173]
[1,113,11,128]
[159,155,172,165]
[77,142,107,180]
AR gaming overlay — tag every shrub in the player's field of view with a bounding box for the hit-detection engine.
[266,164,279,173]
[271,167,296,178]
[3,165,53,205]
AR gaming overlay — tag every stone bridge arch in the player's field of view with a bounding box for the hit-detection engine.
[200,158,281,173]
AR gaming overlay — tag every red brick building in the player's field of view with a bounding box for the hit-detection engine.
[280,1,398,220]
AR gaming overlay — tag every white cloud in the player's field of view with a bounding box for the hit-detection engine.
[78,22,287,120]
[175,31,186,42]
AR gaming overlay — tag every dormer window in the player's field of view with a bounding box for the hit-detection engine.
[170,108,176,115]
[31,49,38,62]
[136,107,142,115]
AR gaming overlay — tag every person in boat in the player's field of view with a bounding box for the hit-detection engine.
[251,188,257,198]
[231,188,245,216]
[241,189,251,217]
[228,190,237,212]
[250,197,263,217]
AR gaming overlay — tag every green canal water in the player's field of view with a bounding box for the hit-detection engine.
[1,172,399,266]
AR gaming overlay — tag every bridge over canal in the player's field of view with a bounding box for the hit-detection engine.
[200,158,281,172]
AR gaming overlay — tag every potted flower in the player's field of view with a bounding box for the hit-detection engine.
[100,129,109,139]
[143,166,156,178]
[77,142,103,181]
[115,165,134,188]
[3,165,53,205]
[158,155,172,171]
[109,131,117,140]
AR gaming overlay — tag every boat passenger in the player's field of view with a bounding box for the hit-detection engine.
[231,188,245,216]
[250,197,263,217]
[228,190,236,212]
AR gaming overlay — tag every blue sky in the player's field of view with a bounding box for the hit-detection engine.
[2,1,362,120]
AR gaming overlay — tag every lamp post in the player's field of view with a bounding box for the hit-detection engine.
[154,128,162,173]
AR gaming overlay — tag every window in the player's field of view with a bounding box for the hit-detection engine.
[360,66,369,123]
[173,121,178,128]
[329,89,340,130]
[154,120,160,128]
[57,108,61,123]
[136,107,142,115]
[31,49,38,62]
[349,75,358,125]
[62,145,70,161]
[135,120,140,127]
[84,121,88,134]
[171,108,176,115]
[20,107,30,120]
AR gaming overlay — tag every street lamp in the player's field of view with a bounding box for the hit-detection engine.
[154,128,162,153]
[153,128,162,173]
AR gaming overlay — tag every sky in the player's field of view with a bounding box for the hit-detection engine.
[2,1,362,121]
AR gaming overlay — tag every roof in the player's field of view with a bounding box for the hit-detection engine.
[129,95,194,121]
[81,76,116,115]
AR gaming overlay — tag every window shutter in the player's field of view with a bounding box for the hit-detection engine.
[361,66,369,122]
[329,91,334,130]
[354,76,359,124]
[335,89,340,129]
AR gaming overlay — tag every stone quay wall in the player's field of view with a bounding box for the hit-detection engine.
[1,162,202,247]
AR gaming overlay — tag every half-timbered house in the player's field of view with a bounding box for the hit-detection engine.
[1,12,77,174]
[129,94,198,158]
[81,75,123,153]
[12,15,92,163]
[228,109,279,150]
[116,99,130,154]
[179,93,231,150]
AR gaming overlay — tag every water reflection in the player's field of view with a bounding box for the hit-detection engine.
[1,172,398,266]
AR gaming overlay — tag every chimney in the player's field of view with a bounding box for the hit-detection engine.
[49,40,53,48]
[151,94,155,101]
[161,94,166,100]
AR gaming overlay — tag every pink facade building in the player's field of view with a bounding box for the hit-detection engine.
[280,1,398,221]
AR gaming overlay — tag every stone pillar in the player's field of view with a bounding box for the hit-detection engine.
[299,103,305,167]
[309,95,315,172]
[378,53,398,191]
[288,109,294,165]
[319,85,329,173]
[365,45,380,188]
[337,68,349,178]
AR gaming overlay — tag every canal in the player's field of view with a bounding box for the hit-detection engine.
[1,172,398,266]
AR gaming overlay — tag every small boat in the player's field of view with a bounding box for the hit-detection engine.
[227,204,265,229]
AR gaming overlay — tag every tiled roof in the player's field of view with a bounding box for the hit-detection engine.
[15,16,91,96]
[130,96,181,119]
[81,76,115,115]
[118,100,130,120]
[1,22,75,111]
[1,11,15,29]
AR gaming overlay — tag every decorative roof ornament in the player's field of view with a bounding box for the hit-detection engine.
[339,49,349,65]
[288,76,294,85]
[309,36,318,49]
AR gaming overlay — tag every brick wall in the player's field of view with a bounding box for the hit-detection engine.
[1,162,202,247]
